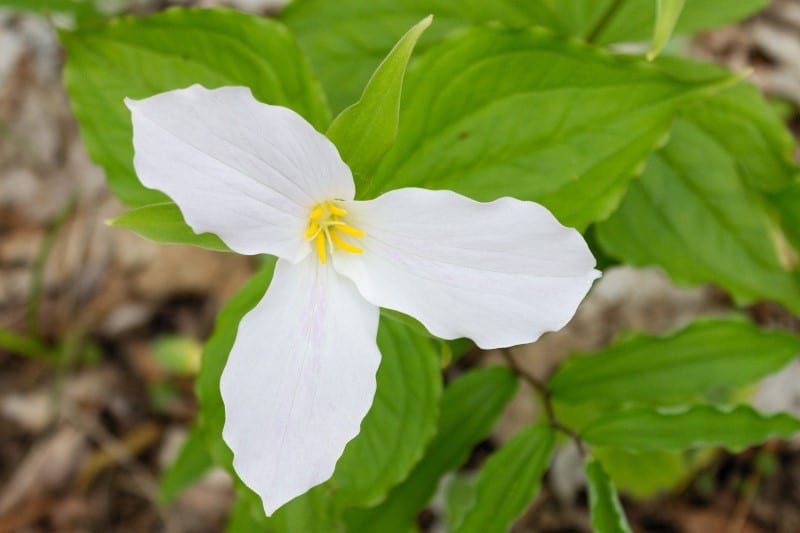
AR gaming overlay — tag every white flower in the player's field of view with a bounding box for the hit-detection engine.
[125,85,599,515]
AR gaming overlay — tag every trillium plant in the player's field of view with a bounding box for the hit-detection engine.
[127,84,599,512]
[48,0,800,530]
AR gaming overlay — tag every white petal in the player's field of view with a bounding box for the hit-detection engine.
[334,188,599,349]
[220,257,379,515]
[126,85,354,260]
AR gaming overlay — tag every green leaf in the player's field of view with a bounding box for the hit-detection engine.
[597,81,800,313]
[158,423,214,504]
[583,404,800,451]
[226,486,265,533]
[345,366,518,532]
[368,26,732,229]
[675,82,798,193]
[331,318,443,508]
[196,259,277,469]
[770,181,800,253]
[267,485,343,533]
[591,448,691,498]
[585,459,632,533]
[647,0,686,60]
[109,203,230,252]
[0,0,102,21]
[454,424,555,533]
[549,318,800,406]
[281,0,764,112]
[327,16,432,188]
[591,0,767,45]
[61,7,329,207]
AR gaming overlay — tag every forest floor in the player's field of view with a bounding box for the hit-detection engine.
[1,1,799,531]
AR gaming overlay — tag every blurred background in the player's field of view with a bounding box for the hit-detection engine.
[1,0,800,531]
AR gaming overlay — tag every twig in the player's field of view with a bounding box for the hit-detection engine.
[501,348,586,456]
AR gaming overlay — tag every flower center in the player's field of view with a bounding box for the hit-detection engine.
[304,201,365,264]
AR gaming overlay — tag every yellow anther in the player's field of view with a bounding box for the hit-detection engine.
[333,222,365,237]
[307,201,363,263]
[327,202,347,216]
[304,222,319,240]
[310,205,324,219]
[330,228,364,254]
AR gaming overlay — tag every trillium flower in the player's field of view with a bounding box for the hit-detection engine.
[126,85,599,515]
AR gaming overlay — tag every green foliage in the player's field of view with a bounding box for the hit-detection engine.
[596,102,800,312]
[110,203,230,252]
[583,404,800,451]
[61,8,329,207]
[345,366,518,532]
[454,424,555,533]
[196,259,277,469]
[281,0,766,111]
[330,319,443,507]
[158,423,214,504]
[648,0,686,60]
[194,260,444,523]
[327,16,431,189]
[585,459,632,533]
[549,318,800,405]
[58,2,800,529]
[367,26,733,229]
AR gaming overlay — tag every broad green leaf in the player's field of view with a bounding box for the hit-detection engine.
[226,486,265,533]
[281,0,764,112]
[597,101,800,313]
[368,26,733,229]
[770,182,800,253]
[454,424,555,533]
[585,459,632,533]
[267,485,343,533]
[327,16,432,188]
[345,366,518,532]
[196,259,276,469]
[549,318,800,406]
[676,82,799,192]
[158,423,213,504]
[331,319,443,507]
[110,203,230,252]
[591,448,691,498]
[228,481,343,533]
[593,0,767,45]
[61,8,329,207]
[647,0,686,60]
[583,404,800,451]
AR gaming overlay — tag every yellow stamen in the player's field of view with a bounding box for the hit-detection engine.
[332,222,365,237]
[330,228,364,254]
[310,205,324,219]
[315,232,327,264]
[304,222,319,239]
[327,202,347,216]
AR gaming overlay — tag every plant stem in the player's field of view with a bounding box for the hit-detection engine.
[501,348,586,456]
